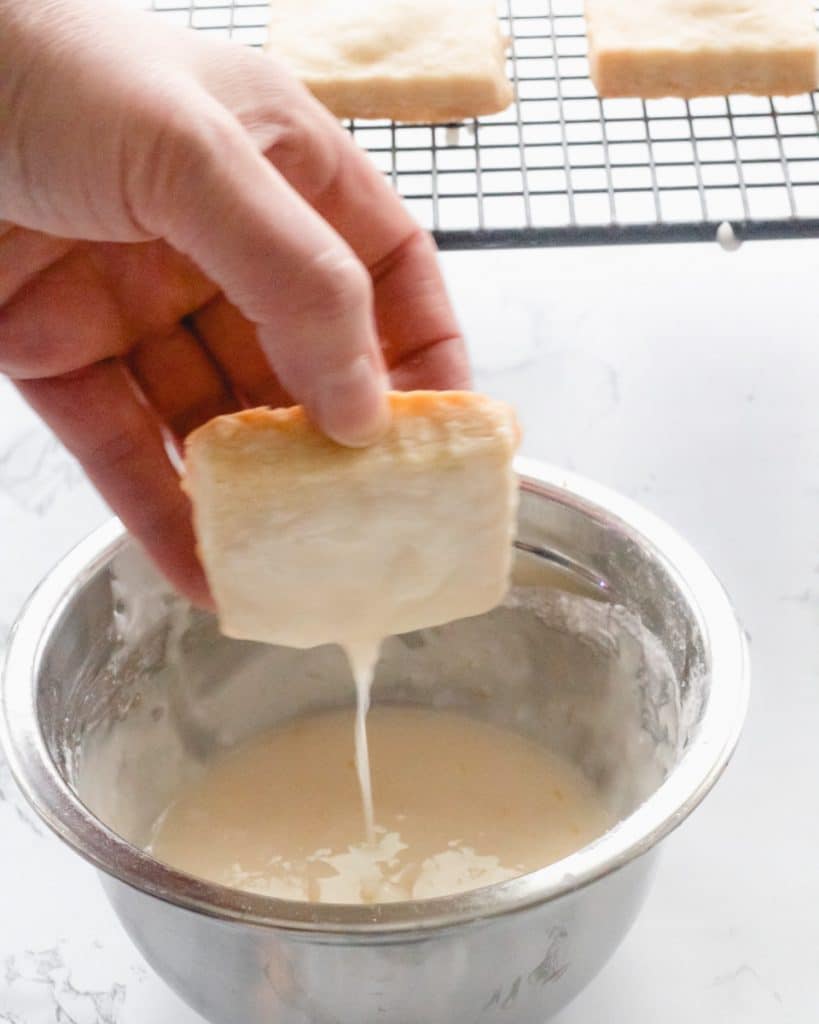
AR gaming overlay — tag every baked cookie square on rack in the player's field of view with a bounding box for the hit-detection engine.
[265,0,513,123]
[585,0,818,99]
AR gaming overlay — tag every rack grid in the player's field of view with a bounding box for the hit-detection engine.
[149,0,819,249]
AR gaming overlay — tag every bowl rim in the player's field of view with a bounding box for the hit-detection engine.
[0,457,749,935]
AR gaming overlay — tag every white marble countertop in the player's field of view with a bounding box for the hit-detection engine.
[2,240,817,1022]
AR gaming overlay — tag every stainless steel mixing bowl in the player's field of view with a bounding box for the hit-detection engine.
[1,458,748,1024]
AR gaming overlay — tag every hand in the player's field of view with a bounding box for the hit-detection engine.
[0,0,469,604]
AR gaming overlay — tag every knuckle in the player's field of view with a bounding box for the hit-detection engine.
[0,343,53,380]
[263,107,340,198]
[373,227,439,283]
[124,83,239,228]
[306,253,372,324]
[0,312,71,380]
[412,228,439,262]
[87,423,143,473]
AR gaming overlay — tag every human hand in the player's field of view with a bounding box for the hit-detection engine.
[0,0,468,604]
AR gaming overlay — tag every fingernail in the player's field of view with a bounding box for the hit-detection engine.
[315,354,391,447]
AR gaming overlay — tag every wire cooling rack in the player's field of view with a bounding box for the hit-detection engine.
[148,0,819,249]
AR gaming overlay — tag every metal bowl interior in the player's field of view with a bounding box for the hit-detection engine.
[1,458,749,934]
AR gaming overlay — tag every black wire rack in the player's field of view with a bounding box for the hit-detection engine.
[149,0,819,249]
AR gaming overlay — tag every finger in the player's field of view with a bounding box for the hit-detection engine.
[0,238,216,380]
[128,92,389,447]
[195,47,469,388]
[0,223,76,306]
[15,360,211,607]
[194,291,468,402]
[370,232,471,388]
[389,337,473,393]
[128,324,239,438]
[190,296,292,408]
[0,242,127,379]
[312,140,468,388]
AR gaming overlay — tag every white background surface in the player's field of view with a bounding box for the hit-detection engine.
[1,240,818,1022]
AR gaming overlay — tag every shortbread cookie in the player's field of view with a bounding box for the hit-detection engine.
[183,392,520,649]
[586,0,818,99]
[265,0,513,122]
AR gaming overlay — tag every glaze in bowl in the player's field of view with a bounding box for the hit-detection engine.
[1,458,749,1023]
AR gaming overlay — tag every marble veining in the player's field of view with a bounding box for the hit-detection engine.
[2,242,818,1022]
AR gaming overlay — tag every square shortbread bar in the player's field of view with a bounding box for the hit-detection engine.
[585,0,818,99]
[183,393,520,650]
[265,0,513,123]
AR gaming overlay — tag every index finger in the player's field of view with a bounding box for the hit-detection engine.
[197,47,470,389]
[297,129,471,391]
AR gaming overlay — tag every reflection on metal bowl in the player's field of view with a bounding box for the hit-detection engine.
[1,458,749,1024]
